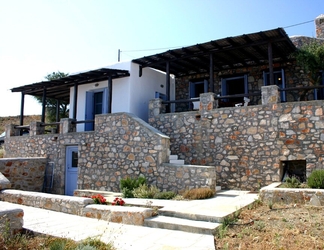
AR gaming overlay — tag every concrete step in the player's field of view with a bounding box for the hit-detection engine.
[144,215,221,235]
[169,155,178,160]
[158,209,224,223]
[169,159,185,164]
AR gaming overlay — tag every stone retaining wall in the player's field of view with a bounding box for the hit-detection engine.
[0,189,94,215]
[260,183,324,206]
[0,190,154,226]
[0,158,46,192]
[149,98,324,191]
[0,207,24,236]
[81,205,153,225]
[158,163,216,191]
[4,113,170,194]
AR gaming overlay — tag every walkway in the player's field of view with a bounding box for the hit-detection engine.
[0,190,258,250]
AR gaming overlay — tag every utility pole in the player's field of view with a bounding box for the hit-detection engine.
[118,49,121,62]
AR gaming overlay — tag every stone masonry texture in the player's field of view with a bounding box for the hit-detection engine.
[0,158,46,192]
[149,100,324,191]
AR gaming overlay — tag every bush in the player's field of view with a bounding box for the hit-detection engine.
[307,170,324,189]
[120,176,146,198]
[182,187,215,200]
[153,191,176,200]
[132,184,160,198]
[282,177,301,188]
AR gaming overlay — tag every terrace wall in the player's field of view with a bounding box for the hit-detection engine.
[149,91,324,191]
[4,113,170,194]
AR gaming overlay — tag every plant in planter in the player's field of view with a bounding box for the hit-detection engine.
[112,197,125,206]
[91,194,107,204]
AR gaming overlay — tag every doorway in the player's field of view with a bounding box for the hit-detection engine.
[65,146,78,196]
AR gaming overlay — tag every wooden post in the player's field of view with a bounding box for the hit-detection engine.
[268,42,274,86]
[20,92,25,125]
[107,75,112,113]
[166,61,170,113]
[41,87,46,123]
[73,83,78,120]
[56,99,60,122]
[209,54,214,93]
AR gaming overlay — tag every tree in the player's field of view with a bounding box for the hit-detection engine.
[295,42,324,100]
[295,42,324,84]
[34,71,69,122]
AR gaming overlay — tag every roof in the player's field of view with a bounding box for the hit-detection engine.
[132,28,297,77]
[11,68,130,102]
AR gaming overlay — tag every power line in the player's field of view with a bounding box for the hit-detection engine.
[283,19,314,29]
[119,18,315,61]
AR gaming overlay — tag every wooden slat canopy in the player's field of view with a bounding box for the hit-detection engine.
[132,28,297,77]
[11,68,130,102]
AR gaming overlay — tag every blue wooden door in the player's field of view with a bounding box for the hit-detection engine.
[65,146,78,196]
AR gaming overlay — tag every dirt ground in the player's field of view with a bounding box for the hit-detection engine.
[214,201,324,250]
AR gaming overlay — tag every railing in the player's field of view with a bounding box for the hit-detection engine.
[161,85,324,113]
[40,122,60,133]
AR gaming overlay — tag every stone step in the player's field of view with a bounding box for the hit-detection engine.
[169,159,185,164]
[169,155,178,160]
[144,215,221,235]
[159,208,224,223]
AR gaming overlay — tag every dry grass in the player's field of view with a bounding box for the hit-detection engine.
[0,230,115,250]
[182,187,215,200]
[0,115,41,133]
[0,146,4,158]
[215,201,324,249]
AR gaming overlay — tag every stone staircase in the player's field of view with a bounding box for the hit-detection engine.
[144,209,222,234]
[169,154,185,165]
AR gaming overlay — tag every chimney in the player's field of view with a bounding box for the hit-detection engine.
[315,14,324,39]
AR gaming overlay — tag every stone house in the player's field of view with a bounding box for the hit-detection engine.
[2,15,324,195]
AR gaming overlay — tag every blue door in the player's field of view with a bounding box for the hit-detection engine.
[65,146,78,196]
[85,88,108,131]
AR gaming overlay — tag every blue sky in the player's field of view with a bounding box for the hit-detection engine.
[0,0,323,117]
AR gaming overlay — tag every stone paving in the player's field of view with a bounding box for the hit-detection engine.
[0,190,258,250]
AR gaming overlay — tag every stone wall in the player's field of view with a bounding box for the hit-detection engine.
[260,183,324,206]
[174,61,317,112]
[149,96,324,191]
[4,113,170,194]
[0,158,46,192]
[0,207,24,236]
[0,189,94,215]
[157,163,216,192]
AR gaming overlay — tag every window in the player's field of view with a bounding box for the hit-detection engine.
[314,71,324,100]
[263,69,286,102]
[189,80,208,98]
[221,75,248,104]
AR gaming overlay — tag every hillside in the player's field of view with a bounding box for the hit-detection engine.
[0,115,42,133]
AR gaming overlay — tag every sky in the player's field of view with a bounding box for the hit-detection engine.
[0,0,324,117]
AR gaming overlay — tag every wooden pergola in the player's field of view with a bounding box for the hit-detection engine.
[11,68,130,125]
[132,28,297,102]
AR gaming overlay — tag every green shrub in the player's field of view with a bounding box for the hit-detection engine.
[132,184,160,198]
[282,177,301,188]
[182,187,215,200]
[153,191,176,200]
[307,170,324,189]
[120,176,146,198]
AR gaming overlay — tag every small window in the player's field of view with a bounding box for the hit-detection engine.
[189,80,208,98]
[263,69,286,102]
[221,75,248,105]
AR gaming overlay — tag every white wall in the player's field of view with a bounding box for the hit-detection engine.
[69,61,173,131]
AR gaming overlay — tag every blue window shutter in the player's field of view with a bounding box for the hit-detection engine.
[102,88,108,113]
[85,91,94,131]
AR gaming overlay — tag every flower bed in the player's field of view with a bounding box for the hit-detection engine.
[259,182,324,206]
